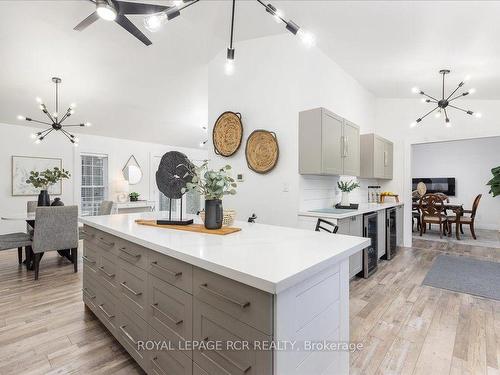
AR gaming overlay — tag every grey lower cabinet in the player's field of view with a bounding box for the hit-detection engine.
[336,215,363,278]
[360,133,394,179]
[299,107,360,176]
[82,225,274,375]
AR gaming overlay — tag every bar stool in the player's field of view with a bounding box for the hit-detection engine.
[315,218,339,233]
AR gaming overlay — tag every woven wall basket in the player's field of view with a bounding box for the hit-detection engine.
[212,111,243,157]
[245,130,279,174]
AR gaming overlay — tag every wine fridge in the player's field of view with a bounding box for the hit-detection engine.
[384,208,397,260]
[359,212,378,278]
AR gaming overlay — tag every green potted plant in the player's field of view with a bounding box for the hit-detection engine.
[129,192,140,202]
[26,167,71,206]
[337,179,360,207]
[182,161,236,229]
[487,166,500,197]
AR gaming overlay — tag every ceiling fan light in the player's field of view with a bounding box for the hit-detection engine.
[144,12,166,32]
[96,1,117,21]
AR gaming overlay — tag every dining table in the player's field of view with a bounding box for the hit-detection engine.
[1,212,82,267]
[412,200,464,240]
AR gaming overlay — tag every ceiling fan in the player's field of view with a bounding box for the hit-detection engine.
[74,0,169,46]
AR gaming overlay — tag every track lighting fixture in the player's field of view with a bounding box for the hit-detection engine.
[96,0,117,21]
[411,69,481,128]
[17,77,92,146]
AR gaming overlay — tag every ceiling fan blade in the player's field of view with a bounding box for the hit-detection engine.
[115,15,152,46]
[74,12,100,31]
[114,1,169,15]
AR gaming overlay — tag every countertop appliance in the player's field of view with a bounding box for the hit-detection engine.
[360,212,378,278]
[384,207,397,260]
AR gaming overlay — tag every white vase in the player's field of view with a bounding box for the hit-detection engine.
[341,191,350,206]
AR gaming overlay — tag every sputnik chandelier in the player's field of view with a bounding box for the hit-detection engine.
[17,77,92,146]
[143,0,315,75]
[410,69,481,128]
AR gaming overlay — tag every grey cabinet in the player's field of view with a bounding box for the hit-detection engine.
[360,134,394,179]
[299,107,360,176]
[337,215,363,278]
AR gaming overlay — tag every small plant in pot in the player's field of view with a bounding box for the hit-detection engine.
[26,167,71,206]
[129,192,140,202]
[182,161,237,229]
[337,179,360,207]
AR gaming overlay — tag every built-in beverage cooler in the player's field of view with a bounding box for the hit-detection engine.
[359,212,378,278]
[384,207,397,260]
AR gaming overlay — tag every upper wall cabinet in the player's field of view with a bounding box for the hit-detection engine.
[360,134,393,180]
[299,108,360,176]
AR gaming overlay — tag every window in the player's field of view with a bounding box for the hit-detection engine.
[81,154,108,216]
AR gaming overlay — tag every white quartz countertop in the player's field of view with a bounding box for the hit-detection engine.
[80,212,370,294]
[298,201,404,220]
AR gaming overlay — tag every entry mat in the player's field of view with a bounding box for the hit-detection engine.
[422,254,500,301]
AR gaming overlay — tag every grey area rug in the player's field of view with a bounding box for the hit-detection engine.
[422,254,500,301]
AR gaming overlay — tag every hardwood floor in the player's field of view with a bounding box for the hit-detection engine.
[0,239,498,375]
[350,239,500,375]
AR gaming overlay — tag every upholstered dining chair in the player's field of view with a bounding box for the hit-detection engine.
[419,194,448,238]
[97,200,114,216]
[26,200,38,236]
[0,232,32,264]
[447,194,482,240]
[31,206,79,280]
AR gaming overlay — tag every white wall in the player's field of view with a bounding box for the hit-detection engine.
[0,122,207,234]
[375,98,500,244]
[207,34,376,227]
[412,137,500,230]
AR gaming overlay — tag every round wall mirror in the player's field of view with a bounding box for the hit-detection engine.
[122,155,143,185]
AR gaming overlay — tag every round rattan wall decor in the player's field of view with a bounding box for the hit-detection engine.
[245,130,279,174]
[212,111,243,157]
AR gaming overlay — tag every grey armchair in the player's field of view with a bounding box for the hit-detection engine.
[27,200,37,236]
[31,206,79,280]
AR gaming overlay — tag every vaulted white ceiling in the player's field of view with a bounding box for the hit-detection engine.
[1,1,499,147]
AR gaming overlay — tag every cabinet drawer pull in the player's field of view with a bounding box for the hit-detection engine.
[97,237,115,248]
[150,261,182,277]
[119,247,141,258]
[119,325,138,345]
[98,304,115,319]
[151,357,167,375]
[203,337,251,373]
[151,303,183,325]
[82,255,96,264]
[82,288,96,299]
[98,266,115,278]
[199,283,250,309]
[120,281,142,296]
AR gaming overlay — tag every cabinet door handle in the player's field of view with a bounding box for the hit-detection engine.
[151,303,183,325]
[384,151,387,166]
[120,281,142,296]
[203,337,252,373]
[119,247,141,259]
[97,237,115,248]
[82,288,96,299]
[150,261,182,277]
[98,304,115,319]
[151,357,167,375]
[119,325,138,345]
[82,255,96,264]
[345,136,349,157]
[98,266,115,278]
[199,283,250,309]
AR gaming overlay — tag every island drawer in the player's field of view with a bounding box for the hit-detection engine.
[193,300,272,375]
[83,225,119,255]
[96,286,120,334]
[148,326,192,375]
[148,274,193,354]
[117,239,149,269]
[118,260,148,320]
[82,269,99,310]
[148,252,193,294]
[82,243,99,271]
[117,309,148,371]
[193,268,273,335]
[98,251,119,295]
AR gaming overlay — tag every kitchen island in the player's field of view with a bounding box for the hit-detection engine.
[80,212,369,375]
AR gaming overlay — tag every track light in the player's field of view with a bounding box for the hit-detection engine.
[96,0,117,21]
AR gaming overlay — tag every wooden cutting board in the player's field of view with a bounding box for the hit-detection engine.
[135,219,241,235]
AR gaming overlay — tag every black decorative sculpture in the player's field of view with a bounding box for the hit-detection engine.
[155,151,194,225]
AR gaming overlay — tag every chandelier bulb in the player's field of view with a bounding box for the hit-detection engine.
[464,75,471,82]
[434,111,441,118]
[468,88,476,95]
[17,115,26,121]
[35,97,43,104]
[297,29,316,47]
[70,103,77,109]
[474,112,482,119]
[410,122,417,128]
[411,87,420,94]
[84,122,92,127]
[445,122,452,128]
[30,133,37,139]
[34,139,41,144]
[224,59,235,76]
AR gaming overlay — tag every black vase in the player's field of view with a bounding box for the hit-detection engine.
[204,199,223,230]
[37,190,51,206]
[51,197,64,206]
